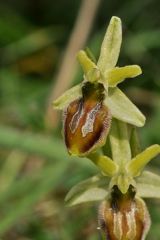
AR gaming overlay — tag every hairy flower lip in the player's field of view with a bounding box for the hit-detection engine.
[63,103,112,156]
[62,81,112,157]
[98,185,151,240]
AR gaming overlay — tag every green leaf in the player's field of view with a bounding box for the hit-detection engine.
[53,84,82,110]
[0,125,70,161]
[65,174,109,206]
[0,151,26,193]
[97,16,122,72]
[105,87,146,127]
[137,171,160,198]
[0,162,68,235]
[127,144,160,177]
[106,65,142,87]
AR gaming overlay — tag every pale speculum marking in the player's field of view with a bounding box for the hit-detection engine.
[126,205,136,240]
[69,100,84,133]
[81,103,101,137]
[113,211,123,239]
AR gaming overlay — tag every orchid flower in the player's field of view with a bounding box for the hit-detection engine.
[53,17,145,156]
[53,16,160,240]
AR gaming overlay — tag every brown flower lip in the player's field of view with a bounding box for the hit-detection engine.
[63,82,112,156]
[98,185,151,240]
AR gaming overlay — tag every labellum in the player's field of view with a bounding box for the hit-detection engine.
[98,185,151,240]
[63,82,111,156]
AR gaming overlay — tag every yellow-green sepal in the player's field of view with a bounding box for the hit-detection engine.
[97,16,122,72]
[53,84,82,110]
[137,171,160,198]
[65,174,109,206]
[77,50,97,78]
[104,87,146,127]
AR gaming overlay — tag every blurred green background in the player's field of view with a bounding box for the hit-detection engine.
[0,0,160,239]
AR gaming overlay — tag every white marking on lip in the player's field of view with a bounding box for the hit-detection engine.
[113,211,122,239]
[81,103,101,137]
[69,100,84,133]
[126,204,136,239]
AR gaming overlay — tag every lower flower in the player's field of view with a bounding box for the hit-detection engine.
[98,185,151,240]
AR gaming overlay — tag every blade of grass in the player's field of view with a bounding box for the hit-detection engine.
[0,151,26,193]
[0,125,71,161]
[0,161,68,235]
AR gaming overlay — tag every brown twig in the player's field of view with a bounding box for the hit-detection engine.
[45,0,101,129]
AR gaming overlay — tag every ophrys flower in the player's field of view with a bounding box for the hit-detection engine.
[53,16,145,156]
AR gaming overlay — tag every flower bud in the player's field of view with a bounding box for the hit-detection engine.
[98,185,151,240]
[63,82,111,156]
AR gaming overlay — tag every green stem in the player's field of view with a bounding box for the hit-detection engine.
[130,126,141,157]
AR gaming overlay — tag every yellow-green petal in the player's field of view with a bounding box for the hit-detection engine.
[97,16,122,73]
[53,84,82,110]
[88,152,118,177]
[77,50,97,76]
[106,65,142,87]
[104,87,146,127]
[127,144,160,177]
